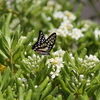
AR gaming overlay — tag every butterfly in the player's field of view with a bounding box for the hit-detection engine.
[32,30,56,55]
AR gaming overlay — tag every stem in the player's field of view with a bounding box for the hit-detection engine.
[10,50,13,74]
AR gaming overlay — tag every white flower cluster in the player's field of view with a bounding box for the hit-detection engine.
[55,20,73,37]
[52,49,65,57]
[46,50,65,79]
[43,0,62,11]
[69,54,100,86]
[78,20,93,32]
[78,54,100,69]
[94,28,100,40]
[54,11,76,21]
[22,54,44,69]
[50,10,84,40]
[69,28,84,40]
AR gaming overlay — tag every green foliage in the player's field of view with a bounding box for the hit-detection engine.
[0,0,100,100]
[0,13,34,72]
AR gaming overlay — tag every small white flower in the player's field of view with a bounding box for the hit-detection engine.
[32,54,37,58]
[47,57,64,68]
[79,74,84,79]
[87,79,90,83]
[64,11,76,21]
[34,85,38,88]
[56,4,62,10]
[81,23,90,32]
[69,28,84,40]
[79,82,81,86]
[61,20,73,30]
[47,0,55,6]
[47,57,64,78]
[52,49,65,57]
[85,54,99,62]
[18,77,21,80]
[43,6,53,11]
[18,78,27,83]
[56,63,64,69]
[94,28,100,40]
[78,58,83,62]
[89,66,94,68]
[86,83,90,86]
[91,73,94,76]
[50,69,60,79]
[72,76,78,82]
[47,17,51,21]
[56,28,69,37]
[33,38,37,41]
[69,53,74,60]
[79,20,92,32]
[22,59,26,63]
[54,11,64,19]
[79,74,84,81]
[21,78,27,83]
[28,56,33,60]
[32,65,35,67]
[37,1,41,5]
[20,36,26,39]
[24,51,27,55]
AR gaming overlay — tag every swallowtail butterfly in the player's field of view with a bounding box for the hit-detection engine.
[32,30,56,55]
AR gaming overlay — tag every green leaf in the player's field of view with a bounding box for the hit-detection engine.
[2,14,12,49]
[19,61,31,73]
[89,63,100,73]
[44,95,53,100]
[22,30,35,46]
[78,92,89,100]
[0,67,11,91]
[96,88,100,100]
[57,95,62,100]
[28,78,36,92]
[7,86,13,100]
[32,92,41,100]
[25,89,32,100]
[79,48,87,59]
[0,91,4,100]
[6,13,12,24]
[78,79,86,94]
[41,83,52,100]
[37,76,49,92]
[0,50,7,59]
[57,77,71,94]
[67,93,75,100]
[18,87,24,100]
[49,86,58,96]
[87,85,100,97]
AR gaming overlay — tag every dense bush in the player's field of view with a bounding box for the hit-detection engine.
[0,0,100,100]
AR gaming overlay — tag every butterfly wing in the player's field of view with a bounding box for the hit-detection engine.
[37,30,46,45]
[45,33,56,52]
[35,33,56,55]
[32,30,46,50]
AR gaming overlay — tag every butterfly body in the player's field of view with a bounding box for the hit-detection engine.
[32,30,56,55]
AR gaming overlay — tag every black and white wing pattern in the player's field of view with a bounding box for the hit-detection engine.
[37,30,46,45]
[32,30,56,55]
[32,30,46,50]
